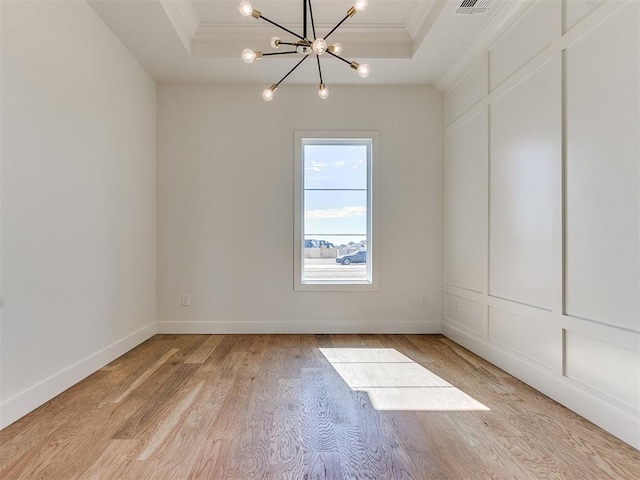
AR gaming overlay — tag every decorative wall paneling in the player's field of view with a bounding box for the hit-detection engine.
[443,0,640,448]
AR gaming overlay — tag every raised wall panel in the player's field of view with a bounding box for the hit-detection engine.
[489,0,556,91]
[489,61,556,310]
[563,0,605,33]
[445,294,486,336]
[443,0,640,449]
[445,111,487,293]
[488,307,554,368]
[565,330,640,410]
[445,59,486,126]
[564,2,640,332]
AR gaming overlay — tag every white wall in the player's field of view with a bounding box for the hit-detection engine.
[157,84,443,334]
[0,1,157,428]
[442,0,639,448]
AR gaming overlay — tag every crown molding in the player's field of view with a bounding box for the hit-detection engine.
[160,0,435,60]
[192,24,413,59]
[159,0,199,55]
[407,0,442,40]
[411,0,447,55]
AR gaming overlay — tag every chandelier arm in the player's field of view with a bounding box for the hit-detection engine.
[263,51,299,56]
[303,0,308,40]
[324,15,350,41]
[326,50,352,66]
[275,55,310,87]
[307,0,317,40]
[316,55,324,84]
[260,15,306,41]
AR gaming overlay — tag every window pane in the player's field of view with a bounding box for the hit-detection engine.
[297,135,373,287]
[304,144,367,189]
[303,235,368,282]
[304,190,367,235]
[304,234,367,247]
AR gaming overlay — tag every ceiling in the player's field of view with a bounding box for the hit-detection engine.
[87,0,528,89]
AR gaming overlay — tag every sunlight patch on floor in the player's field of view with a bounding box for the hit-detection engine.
[319,348,490,411]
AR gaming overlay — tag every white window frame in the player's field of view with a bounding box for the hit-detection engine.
[294,131,379,292]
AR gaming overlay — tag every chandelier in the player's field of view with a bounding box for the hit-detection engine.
[239,0,371,101]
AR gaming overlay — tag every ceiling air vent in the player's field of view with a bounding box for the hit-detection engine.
[456,0,492,14]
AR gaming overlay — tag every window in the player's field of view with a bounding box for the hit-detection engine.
[294,132,379,291]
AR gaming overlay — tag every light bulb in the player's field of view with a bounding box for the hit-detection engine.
[357,63,371,78]
[312,38,327,55]
[262,85,277,101]
[318,84,329,100]
[330,43,343,55]
[270,36,280,49]
[354,0,368,12]
[239,1,253,16]
[242,48,257,64]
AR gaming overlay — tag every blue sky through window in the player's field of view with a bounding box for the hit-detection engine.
[304,143,368,246]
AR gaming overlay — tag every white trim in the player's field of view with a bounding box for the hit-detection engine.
[445,284,484,301]
[443,322,640,449]
[294,131,380,292]
[562,315,640,353]
[0,322,156,430]
[158,320,441,335]
[192,25,412,59]
[159,0,200,56]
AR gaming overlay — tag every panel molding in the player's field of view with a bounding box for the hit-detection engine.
[563,315,640,352]
[559,0,631,51]
[445,283,483,297]
[487,295,552,324]
[562,0,639,331]
[443,322,640,449]
[436,0,532,91]
[488,0,558,91]
[443,316,482,337]
[488,58,557,311]
[445,293,487,337]
[487,50,553,105]
[564,329,640,413]
[444,55,487,127]
[443,0,639,448]
[437,0,627,92]
[487,307,554,368]
[445,93,486,132]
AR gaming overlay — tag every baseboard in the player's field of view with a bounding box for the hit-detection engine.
[0,322,157,430]
[442,322,640,450]
[157,320,442,335]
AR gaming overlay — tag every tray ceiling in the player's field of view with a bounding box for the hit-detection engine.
[87,0,527,87]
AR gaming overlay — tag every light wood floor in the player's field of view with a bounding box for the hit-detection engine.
[1,334,638,479]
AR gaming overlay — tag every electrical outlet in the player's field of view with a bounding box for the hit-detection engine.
[181,294,190,307]
[421,296,428,307]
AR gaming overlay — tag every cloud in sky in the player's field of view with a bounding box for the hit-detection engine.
[305,206,366,219]
[305,158,327,172]
[305,158,361,172]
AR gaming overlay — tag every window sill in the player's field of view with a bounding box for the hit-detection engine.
[295,281,379,292]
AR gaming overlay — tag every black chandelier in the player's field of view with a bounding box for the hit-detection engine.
[239,0,371,101]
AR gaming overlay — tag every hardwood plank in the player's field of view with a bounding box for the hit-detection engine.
[112,348,179,403]
[184,335,224,364]
[1,334,639,480]
[112,363,200,439]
